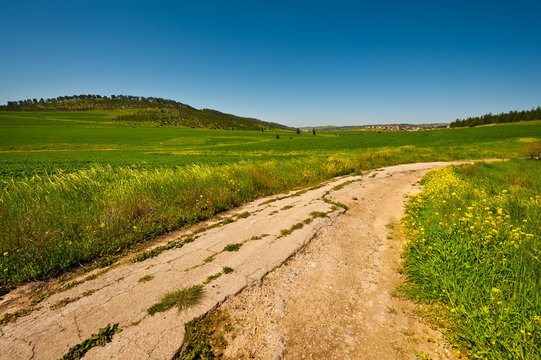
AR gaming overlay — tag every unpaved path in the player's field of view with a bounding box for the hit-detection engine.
[0,161,468,360]
[216,163,462,360]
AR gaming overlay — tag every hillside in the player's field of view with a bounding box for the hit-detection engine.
[0,95,292,131]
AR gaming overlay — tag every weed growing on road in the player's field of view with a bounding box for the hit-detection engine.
[203,272,222,285]
[174,311,231,359]
[147,285,204,315]
[138,275,154,283]
[60,323,120,360]
[250,234,269,240]
[223,243,242,252]
[50,290,97,310]
[280,222,304,237]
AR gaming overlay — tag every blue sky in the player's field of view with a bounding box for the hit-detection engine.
[1,0,540,126]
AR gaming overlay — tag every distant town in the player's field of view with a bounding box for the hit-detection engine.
[360,123,450,131]
[301,123,450,132]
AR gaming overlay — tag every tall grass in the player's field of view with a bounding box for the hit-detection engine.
[0,142,525,286]
[401,160,540,359]
[0,156,359,284]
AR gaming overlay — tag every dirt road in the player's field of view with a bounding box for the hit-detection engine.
[0,162,465,360]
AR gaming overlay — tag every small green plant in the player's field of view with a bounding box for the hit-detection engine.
[280,205,293,210]
[322,196,349,210]
[50,290,96,310]
[250,234,269,240]
[131,241,184,263]
[236,211,250,219]
[203,272,222,285]
[223,243,242,252]
[138,275,154,283]
[413,350,432,360]
[203,255,215,263]
[310,211,327,218]
[221,217,236,225]
[183,237,195,244]
[60,323,120,360]
[0,308,33,325]
[147,285,204,315]
[222,266,234,274]
[280,222,304,237]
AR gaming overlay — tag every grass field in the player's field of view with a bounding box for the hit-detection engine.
[1,111,539,179]
[402,160,540,359]
[0,111,540,285]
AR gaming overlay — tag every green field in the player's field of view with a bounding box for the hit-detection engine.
[0,111,540,286]
[1,111,540,179]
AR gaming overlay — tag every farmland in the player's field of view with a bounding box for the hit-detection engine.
[0,108,540,359]
[0,110,540,285]
[1,111,539,179]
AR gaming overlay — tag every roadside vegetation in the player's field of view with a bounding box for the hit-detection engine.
[0,106,539,288]
[0,156,357,285]
[401,160,540,359]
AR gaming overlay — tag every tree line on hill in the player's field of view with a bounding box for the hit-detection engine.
[0,94,292,131]
[1,94,191,110]
[450,106,541,128]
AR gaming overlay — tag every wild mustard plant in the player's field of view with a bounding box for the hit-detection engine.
[402,161,540,359]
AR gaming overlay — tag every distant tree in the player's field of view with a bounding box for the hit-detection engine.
[524,141,541,159]
[296,128,300,135]
[312,128,316,135]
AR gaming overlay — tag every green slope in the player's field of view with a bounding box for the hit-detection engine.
[0,95,292,131]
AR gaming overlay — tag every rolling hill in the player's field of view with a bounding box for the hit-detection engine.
[0,94,292,131]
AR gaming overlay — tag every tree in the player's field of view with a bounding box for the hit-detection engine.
[312,128,316,135]
[524,141,541,159]
[296,128,300,135]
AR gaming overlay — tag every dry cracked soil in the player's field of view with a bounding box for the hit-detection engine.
[0,161,471,360]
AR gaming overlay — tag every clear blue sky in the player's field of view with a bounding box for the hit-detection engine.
[1,0,540,127]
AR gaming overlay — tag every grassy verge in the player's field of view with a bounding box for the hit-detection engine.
[0,155,358,285]
[401,160,540,359]
[0,135,532,287]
